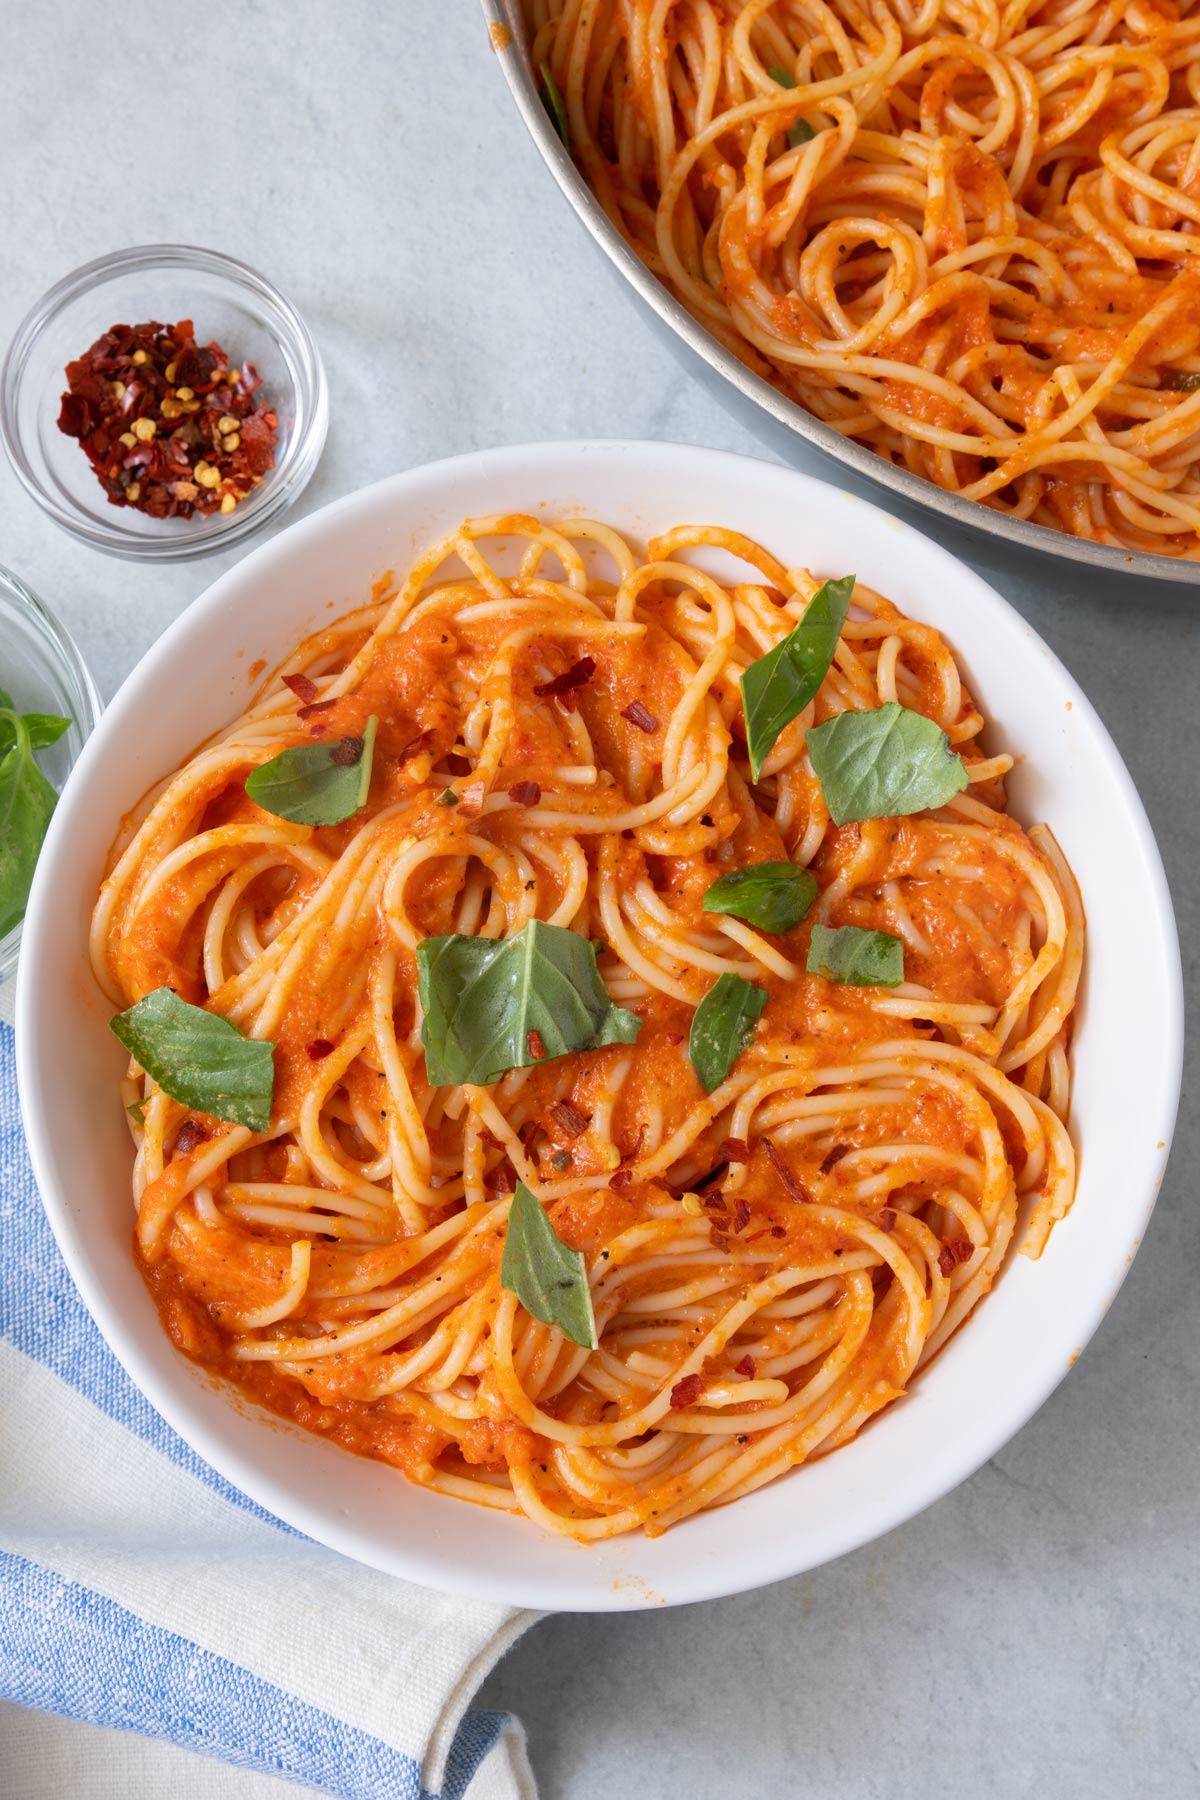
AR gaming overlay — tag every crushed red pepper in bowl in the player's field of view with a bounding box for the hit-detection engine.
[57,319,278,519]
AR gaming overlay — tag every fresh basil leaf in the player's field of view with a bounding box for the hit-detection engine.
[500,1180,597,1349]
[109,987,275,1131]
[417,919,641,1087]
[0,699,74,934]
[0,714,59,938]
[742,575,854,780]
[702,861,818,934]
[805,700,967,824]
[127,1099,149,1124]
[766,66,817,146]
[807,922,903,987]
[246,716,377,826]
[26,713,71,749]
[0,710,70,755]
[689,973,768,1093]
[437,788,459,807]
[540,61,571,152]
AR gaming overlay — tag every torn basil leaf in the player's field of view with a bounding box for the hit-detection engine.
[702,861,818,934]
[246,716,377,826]
[540,62,571,152]
[416,919,640,1088]
[500,1180,597,1349]
[109,987,275,1130]
[766,66,817,146]
[689,973,768,1093]
[741,575,854,781]
[806,923,903,987]
[0,702,65,939]
[0,690,70,756]
[805,700,968,824]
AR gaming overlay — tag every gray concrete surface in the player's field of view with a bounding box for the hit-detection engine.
[1,4,1196,1795]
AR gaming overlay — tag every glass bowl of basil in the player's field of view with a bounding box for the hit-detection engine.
[0,565,100,984]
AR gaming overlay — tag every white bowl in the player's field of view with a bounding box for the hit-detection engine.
[16,442,1183,1611]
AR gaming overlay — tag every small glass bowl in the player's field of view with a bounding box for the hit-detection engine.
[0,244,328,561]
[0,566,102,984]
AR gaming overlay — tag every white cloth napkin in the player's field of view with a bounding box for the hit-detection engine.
[0,978,538,1799]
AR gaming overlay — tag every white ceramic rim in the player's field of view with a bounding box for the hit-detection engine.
[16,441,1184,1610]
[481,0,1200,587]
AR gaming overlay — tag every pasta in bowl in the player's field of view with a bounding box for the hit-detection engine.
[17,443,1180,1606]
[93,512,1080,1540]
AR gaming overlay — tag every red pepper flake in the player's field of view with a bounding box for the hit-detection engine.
[282,673,318,704]
[174,343,218,389]
[305,1038,335,1061]
[508,780,541,806]
[172,1119,209,1157]
[533,656,595,711]
[609,1168,633,1191]
[710,1230,731,1252]
[548,1099,590,1139]
[56,318,278,520]
[330,735,365,767]
[734,1353,756,1378]
[670,1373,704,1409]
[444,751,471,777]
[528,1030,547,1062]
[664,1031,683,1047]
[764,1139,813,1205]
[235,409,276,475]
[878,1207,897,1234]
[617,1124,646,1163]
[57,392,92,438]
[820,1144,850,1174]
[484,1162,516,1194]
[702,1192,727,1211]
[716,1137,750,1164]
[938,1237,974,1277]
[621,700,659,733]
[770,1224,787,1238]
[732,1199,751,1234]
[298,697,337,719]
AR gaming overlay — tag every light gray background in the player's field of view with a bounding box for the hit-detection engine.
[2,4,1197,1797]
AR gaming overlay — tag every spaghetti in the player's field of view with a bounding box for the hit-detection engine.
[528,0,1200,556]
[93,513,1082,1539]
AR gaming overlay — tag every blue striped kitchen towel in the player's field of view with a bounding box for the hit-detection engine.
[0,992,537,1800]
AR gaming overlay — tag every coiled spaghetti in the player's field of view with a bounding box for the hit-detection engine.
[93,513,1081,1538]
[528,0,1200,556]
